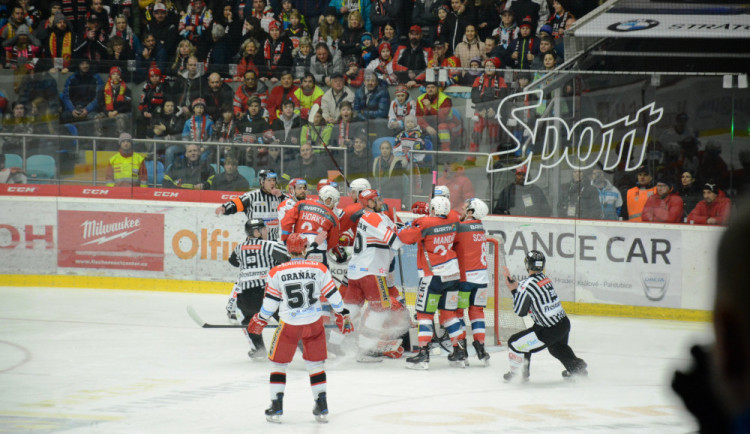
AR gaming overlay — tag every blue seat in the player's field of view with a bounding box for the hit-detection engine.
[26,154,56,183]
[210,163,224,175]
[146,159,165,186]
[237,165,257,187]
[371,137,395,159]
[4,153,22,168]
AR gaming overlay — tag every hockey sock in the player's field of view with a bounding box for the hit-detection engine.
[269,362,288,399]
[306,360,326,398]
[455,307,467,339]
[415,312,434,347]
[508,349,524,375]
[468,306,486,344]
[438,310,462,345]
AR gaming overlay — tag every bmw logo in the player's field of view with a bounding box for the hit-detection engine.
[607,19,659,32]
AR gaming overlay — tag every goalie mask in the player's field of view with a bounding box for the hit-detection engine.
[319,185,340,208]
[430,196,451,217]
[524,250,546,272]
[245,218,266,237]
[465,198,489,220]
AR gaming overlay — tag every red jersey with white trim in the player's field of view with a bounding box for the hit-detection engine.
[348,211,403,280]
[397,214,459,279]
[454,219,489,284]
[261,259,344,325]
[280,199,340,250]
[277,197,297,224]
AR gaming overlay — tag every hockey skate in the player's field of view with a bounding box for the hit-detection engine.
[265,392,283,423]
[502,370,529,383]
[562,361,588,380]
[248,344,267,360]
[405,346,430,370]
[313,392,328,423]
[472,341,490,367]
[448,342,468,368]
[327,343,346,358]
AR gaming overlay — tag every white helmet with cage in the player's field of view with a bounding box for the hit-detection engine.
[430,196,451,217]
[319,185,340,208]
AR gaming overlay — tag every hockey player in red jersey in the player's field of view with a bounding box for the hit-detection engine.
[248,233,353,423]
[280,185,345,266]
[277,178,307,224]
[451,198,492,367]
[409,185,461,221]
[398,195,461,369]
[328,189,410,361]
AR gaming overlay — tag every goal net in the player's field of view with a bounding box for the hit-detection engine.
[394,236,527,347]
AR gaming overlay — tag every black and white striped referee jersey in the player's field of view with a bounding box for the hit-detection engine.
[511,273,567,328]
[229,238,289,290]
[221,189,287,241]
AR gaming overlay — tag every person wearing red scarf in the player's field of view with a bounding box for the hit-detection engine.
[96,66,132,143]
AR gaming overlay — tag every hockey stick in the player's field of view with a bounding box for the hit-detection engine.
[186,306,337,329]
[424,170,452,353]
[307,103,350,188]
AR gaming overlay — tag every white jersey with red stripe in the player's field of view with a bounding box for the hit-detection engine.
[260,258,344,325]
[454,219,489,284]
[347,211,403,280]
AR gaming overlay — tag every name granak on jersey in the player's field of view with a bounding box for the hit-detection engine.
[280,271,318,281]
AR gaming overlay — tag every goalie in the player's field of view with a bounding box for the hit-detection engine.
[328,188,410,362]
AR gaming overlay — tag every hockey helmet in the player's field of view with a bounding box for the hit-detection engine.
[464,198,489,220]
[433,185,450,199]
[286,177,307,193]
[317,179,338,192]
[287,233,308,254]
[524,250,545,272]
[349,178,371,195]
[245,218,266,237]
[358,189,380,207]
[319,185,340,208]
[258,169,277,183]
[430,196,451,217]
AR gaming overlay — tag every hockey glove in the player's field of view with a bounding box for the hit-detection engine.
[411,201,429,215]
[247,313,268,335]
[331,246,348,264]
[339,229,354,246]
[335,308,354,334]
[226,296,238,320]
[390,297,404,311]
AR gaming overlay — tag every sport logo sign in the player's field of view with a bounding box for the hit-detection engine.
[58,210,164,271]
[489,89,663,185]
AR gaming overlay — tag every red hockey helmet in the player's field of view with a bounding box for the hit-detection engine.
[287,233,308,255]
[316,178,337,192]
[358,188,380,206]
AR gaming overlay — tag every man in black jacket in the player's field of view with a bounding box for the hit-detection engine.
[61,59,103,128]
[202,72,235,122]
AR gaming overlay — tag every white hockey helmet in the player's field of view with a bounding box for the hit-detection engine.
[465,198,489,220]
[430,196,451,217]
[319,185,340,208]
[433,185,450,199]
[349,178,371,195]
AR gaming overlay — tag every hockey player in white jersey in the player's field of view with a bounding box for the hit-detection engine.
[248,233,353,423]
[501,250,588,382]
[328,189,410,361]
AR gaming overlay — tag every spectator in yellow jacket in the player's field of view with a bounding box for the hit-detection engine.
[105,133,148,187]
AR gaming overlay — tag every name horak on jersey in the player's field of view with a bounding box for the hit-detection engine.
[280,270,317,281]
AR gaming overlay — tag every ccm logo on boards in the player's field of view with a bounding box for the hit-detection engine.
[154,191,179,197]
[82,189,109,195]
[7,186,36,192]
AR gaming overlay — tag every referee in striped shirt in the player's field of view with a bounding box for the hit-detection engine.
[501,250,588,382]
[215,169,286,241]
[227,218,289,359]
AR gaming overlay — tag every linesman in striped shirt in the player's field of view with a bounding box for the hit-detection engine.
[227,218,290,359]
[501,250,588,382]
[215,169,286,241]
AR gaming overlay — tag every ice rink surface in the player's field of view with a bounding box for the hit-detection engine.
[0,287,711,433]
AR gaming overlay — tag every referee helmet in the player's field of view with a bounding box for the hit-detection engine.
[525,250,546,272]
